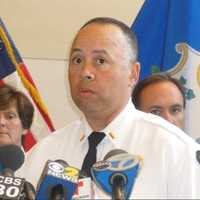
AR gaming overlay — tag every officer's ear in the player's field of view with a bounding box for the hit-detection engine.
[129,62,140,88]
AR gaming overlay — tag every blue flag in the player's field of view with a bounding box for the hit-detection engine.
[131,0,200,138]
[131,0,200,79]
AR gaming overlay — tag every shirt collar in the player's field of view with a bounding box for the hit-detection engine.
[79,99,136,144]
[79,116,93,142]
[102,99,136,144]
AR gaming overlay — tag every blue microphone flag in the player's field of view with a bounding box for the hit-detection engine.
[36,160,79,200]
[91,152,143,199]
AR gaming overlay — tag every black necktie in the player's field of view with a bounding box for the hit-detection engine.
[81,132,105,178]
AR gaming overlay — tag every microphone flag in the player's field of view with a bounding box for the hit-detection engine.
[36,160,79,200]
[91,152,143,199]
[72,177,92,199]
[0,175,25,199]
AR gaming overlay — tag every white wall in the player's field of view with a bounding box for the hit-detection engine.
[0,0,144,129]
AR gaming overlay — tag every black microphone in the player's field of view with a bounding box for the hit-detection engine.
[0,144,26,199]
[0,144,24,173]
[50,184,65,200]
[105,149,127,200]
[91,149,143,200]
[0,145,36,200]
[21,181,36,200]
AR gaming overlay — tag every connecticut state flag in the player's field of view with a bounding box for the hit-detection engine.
[0,18,55,151]
[131,0,200,139]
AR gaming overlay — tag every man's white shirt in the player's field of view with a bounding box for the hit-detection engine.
[16,100,200,199]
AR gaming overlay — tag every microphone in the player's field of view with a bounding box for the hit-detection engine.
[21,181,36,200]
[0,144,25,173]
[91,149,143,200]
[0,144,26,199]
[49,159,69,200]
[35,160,79,200]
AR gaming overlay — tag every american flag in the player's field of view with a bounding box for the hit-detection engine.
[0,18,55,151]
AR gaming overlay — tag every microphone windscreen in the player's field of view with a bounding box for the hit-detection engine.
[0,144,24,172]
[103,149,127,160]
[54,159,69,167]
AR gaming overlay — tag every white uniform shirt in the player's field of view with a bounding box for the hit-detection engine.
[17,100,200,199]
